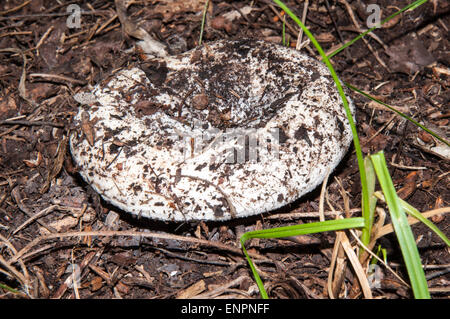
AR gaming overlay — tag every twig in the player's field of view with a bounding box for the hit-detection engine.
[29,73,86,85]
[10,230,269,264]
[0,0,31,15]
[349,229,410,287]
[95,14,118,35]
[154,247,234,267]
[40,135,69,194]
[338,0,388,70]
[361,113,396,147]
[198,0,210,46]
[324,0,346,44]
[0,10,111,21]
[296,0,309,50]
[11,205,75,236]
[390,154,427,170]
[324,0,351,61]
[426,268,450,281]
[105,146,123,169]
[194,275,250,298]
[11,187,57,234]
[318,169,330,222]
[265,208,362,220]
[327,229,347,299]
[34,26,54,55]
[0,233,31,293]
[339,230,373,298]
[0,254,29,291]
[0,31,32,38]
[324,192,347,299]
[0,48,36,107]
[268,4,298,36]
[373,206,450,240]
[0,120,65,128]
[52,250,99,299]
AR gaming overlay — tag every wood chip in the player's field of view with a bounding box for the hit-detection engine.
[176,280,206,299]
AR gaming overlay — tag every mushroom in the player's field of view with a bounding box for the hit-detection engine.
[70,39,354,221]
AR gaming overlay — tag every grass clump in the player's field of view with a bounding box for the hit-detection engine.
[241,0,448,299]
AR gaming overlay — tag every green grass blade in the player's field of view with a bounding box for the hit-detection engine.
[241,217,365,241]
[327,0,428,59]
[240,242,268,298]
[0,282,20,294]
[272,0,371,249]
[347,83,450,147]
[240,217,365,298]
[370,152,430,299]
[375,191,449,246]
[399,199,450,246]
[361,156,377,249]
[370,244,387,266]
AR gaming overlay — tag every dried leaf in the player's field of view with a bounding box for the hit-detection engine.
[432,197,445,223]
[23,152,42,168]
[386,33,436,74]
[315,32,336,43]
[40,135,69,194]
[90,276,103,292]
[397,171,417,199]
[81,111,95,146]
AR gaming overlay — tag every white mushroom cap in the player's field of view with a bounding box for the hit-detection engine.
[70,39,354,221]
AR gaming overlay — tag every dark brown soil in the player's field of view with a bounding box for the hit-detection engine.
[0,0,448,299]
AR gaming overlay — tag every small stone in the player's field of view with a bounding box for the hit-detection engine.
[192,94,208,110]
